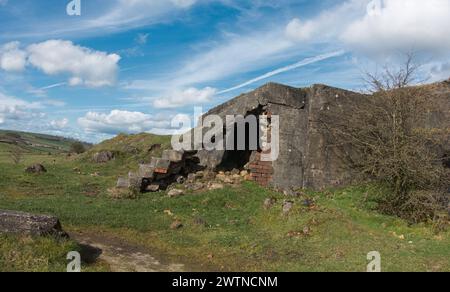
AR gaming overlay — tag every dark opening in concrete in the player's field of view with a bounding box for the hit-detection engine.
[217,107,265,171]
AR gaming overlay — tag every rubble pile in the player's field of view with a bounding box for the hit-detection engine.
[115,150,250,195]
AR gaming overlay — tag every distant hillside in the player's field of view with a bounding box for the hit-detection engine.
[0,130,91,154]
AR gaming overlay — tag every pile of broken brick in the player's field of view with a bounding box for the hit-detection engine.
[116,150,251,195]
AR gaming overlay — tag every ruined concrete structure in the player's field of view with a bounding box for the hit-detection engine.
[195,80,450,190]
[116,80,449,192]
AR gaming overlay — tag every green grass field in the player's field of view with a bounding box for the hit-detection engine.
[0,134,449,272]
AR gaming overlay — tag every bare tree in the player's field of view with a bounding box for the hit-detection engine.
[363,53,422,92]
[320,54,449,223]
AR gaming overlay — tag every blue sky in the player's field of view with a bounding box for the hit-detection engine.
[0,0,449,143]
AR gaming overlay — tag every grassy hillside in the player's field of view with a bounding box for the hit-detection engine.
[0,132,448,272]
[0,130,90,154]
[81,133,172,168]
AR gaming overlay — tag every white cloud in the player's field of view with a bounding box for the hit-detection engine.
[285,0,450,56]
[50,118,69,130]
[78,110,173,135]
[285,0,367,43]
[88,0,198,30]
[0,92,44,124]
[342,0,450,55]
[0,40,121,87]
[153,87,217,109]
[27,40,121,87]
[0,42,27,72]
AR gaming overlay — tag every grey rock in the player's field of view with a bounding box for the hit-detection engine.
[208,183,224,191]
[187,173,196,183]
[170,220,183,230]
[203,171,217,180]
[92,151,114,163]
[231,169,240,175]
[186,182,204,191]
[240,170,249,177]
[168,189,184,198]
[263,198,277,210]
[0,210,68,237]
[194,171,205,179]
[282,200,294,215]
[25,164,47,174]
[146,184,160,192]
[175,175,186,184]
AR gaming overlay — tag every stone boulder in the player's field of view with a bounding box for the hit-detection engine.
[168,189,184,198]
[282,200,294,215]
[0,210,68,237]
[146,184,161,192]
[92,151,114,163]
[25,164,47,174]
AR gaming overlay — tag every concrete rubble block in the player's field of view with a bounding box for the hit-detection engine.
[116,177,130,188]
[162,150,184,163]
[150,157,172,174]
[139,164,155,179]
[128,171,144,190]
[0,210,68,238]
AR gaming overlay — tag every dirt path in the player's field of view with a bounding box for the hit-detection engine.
[70,232,185,272]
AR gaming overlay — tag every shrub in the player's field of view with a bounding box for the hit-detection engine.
[320,54,449,223]
[70,142,86,154]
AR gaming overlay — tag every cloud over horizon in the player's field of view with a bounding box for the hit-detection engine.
[77,110,174,135]
[0,40,121,88]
